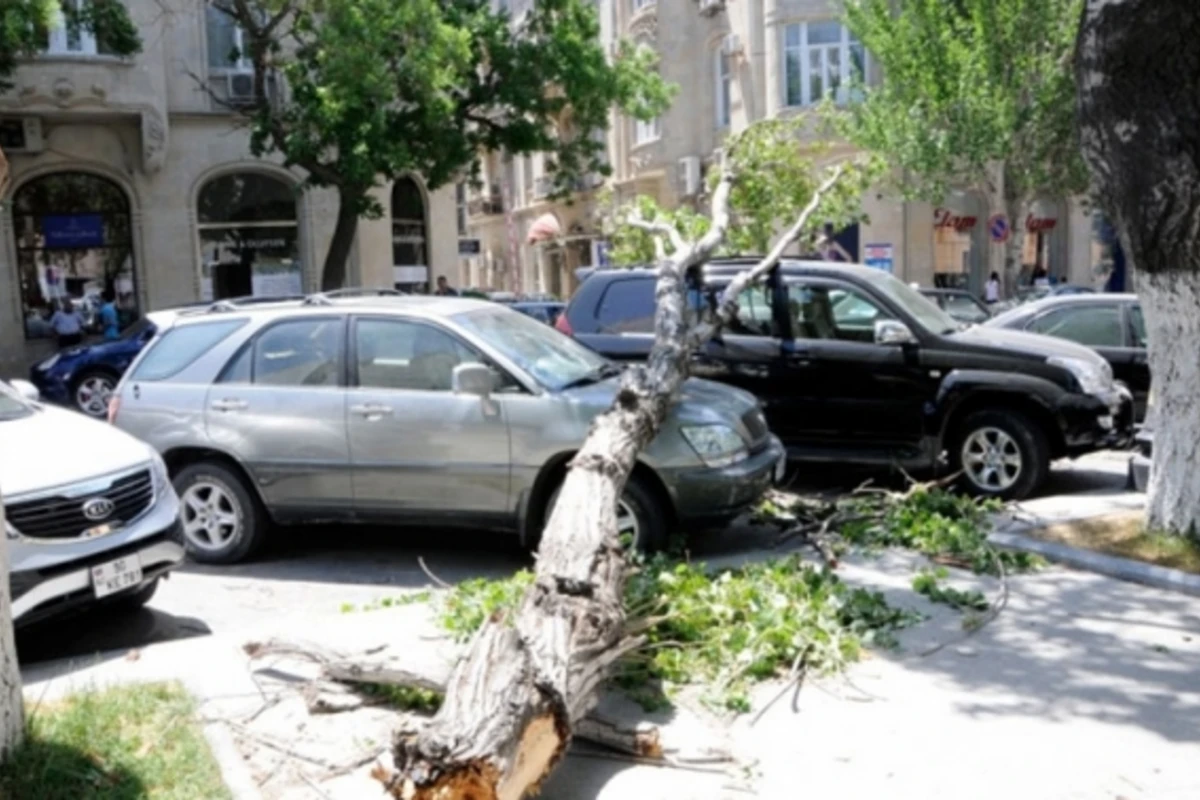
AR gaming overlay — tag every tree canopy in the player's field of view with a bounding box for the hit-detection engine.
[211,0,672,288]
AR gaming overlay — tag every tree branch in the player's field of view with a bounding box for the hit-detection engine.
[626,214,687,256]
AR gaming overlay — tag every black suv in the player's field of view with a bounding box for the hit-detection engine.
[557,259,1134,499]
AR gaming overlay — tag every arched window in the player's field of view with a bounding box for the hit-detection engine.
[196,172,301,300]
[12,172,137,340]
[392,177,428,291]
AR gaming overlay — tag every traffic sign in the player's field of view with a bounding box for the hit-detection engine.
[988,214,1010,244]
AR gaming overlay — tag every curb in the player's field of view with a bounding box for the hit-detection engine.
[204,721,264,800]
[990,528,1200,598]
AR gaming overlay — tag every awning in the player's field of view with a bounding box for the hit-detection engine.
[527,213,562,244]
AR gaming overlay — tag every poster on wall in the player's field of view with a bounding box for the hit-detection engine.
[199,225,301,301]
[864,243,894,273]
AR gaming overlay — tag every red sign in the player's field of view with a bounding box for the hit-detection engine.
[933,208,978,232]
[1025,215,1058,233]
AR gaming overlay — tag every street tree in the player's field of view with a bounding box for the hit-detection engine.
[0,0,139,760]
[1075,0,1200,534]
[382,118,878,799]
[837,0,1089,287]
[204,0,670,290]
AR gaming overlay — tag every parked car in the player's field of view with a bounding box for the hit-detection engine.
[557,260,1134,500]
[511,301,566,326]
[29,297,307,418]
[984,293,1149,421]
[110,295,784,563]
[1,379,184,627]
[918,288,993,325]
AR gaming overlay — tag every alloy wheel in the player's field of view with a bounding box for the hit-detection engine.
[181,480,242,552]
[75,375,114,418]
[961,426,1023,492]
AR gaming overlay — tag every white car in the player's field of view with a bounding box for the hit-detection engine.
[1,379,184,626]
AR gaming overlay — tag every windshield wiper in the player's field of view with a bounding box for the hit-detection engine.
[559,363,623,391]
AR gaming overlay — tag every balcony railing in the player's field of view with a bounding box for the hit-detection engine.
[468,193,505,216]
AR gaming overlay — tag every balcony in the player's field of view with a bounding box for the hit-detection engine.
[468,191,505,216]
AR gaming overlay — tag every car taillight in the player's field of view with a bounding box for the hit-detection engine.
[107,395,121,425]
[555,313,574,336]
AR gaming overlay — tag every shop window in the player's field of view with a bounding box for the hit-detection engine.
[197,172,301,301]
[13,172,138,341]
[1021,198,1065,283]
[392,177,429,291]
[931,203,983,290]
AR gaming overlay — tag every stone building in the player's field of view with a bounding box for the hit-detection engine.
[463,0,1124,299]
[0,1,459,373]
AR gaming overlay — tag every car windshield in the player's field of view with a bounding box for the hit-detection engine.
[454,306,610,391]
[0,385,33,421]
[866,273,961,334]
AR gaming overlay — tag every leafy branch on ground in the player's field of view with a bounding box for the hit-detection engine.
[912,567,989,612]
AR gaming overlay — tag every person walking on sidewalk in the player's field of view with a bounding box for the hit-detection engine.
[49,298,85,348]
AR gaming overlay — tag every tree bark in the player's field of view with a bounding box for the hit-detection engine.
[383,164,847,799]
[1075,0,1200,535]
[321,191,362,291]
[0,499,24,761]
[1002,193,1028,294]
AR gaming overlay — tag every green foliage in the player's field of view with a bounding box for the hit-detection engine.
[359,683,444,715]
[602,117,883,266]
[437,556,919,713]
[835,0,1089,206]
[339,590,432,615]
[0,683,229,800]
[0,0,139,90]
[911,567,989,612]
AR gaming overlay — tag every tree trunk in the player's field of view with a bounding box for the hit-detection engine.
[321,191,362,292]
[1076,0,1200,535]
[0,499,24,761]
[383,166,846,799]
[1002,193,1028,294]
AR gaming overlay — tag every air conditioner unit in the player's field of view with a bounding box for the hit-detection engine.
[678,155,702,197]
[227,72,256,104]
[0,117,45,154]
[698,0,725,16]
[721,34,743,58]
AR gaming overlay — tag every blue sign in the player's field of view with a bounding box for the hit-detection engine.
[592,239,612,268]
[988,214,1010,244]
[863,243,894,273]
[42,214,105,248]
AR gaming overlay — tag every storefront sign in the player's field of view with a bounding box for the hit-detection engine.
[988,214,1011,243]
[933,208,977,232]
[864,243,894,273]
[42,214,104,248]
[1025,215,1058,233]
[458,238,482,256]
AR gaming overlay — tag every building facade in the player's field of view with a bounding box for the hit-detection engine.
[465,0,1120,298]
[0,1,458,373]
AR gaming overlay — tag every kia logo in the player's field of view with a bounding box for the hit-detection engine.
[82,497,115,521]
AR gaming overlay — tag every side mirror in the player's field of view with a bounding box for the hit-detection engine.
[452,362,494,397]
[9,379,39,402]
[874,319,916,346]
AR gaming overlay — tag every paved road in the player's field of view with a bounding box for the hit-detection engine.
[16,452,1132,666]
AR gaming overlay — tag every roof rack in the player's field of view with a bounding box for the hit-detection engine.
[302,287,408,306]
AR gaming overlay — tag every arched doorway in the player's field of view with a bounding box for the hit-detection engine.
[12,171,137,340]
[392,177,428,292]
[197,172,301,300]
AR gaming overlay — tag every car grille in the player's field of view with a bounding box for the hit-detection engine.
[742,408,770,449]
[5,469,154,541]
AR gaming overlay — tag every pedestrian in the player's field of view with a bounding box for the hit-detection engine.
[49,298,86,348]
[99,289,120,340]
[984,271,1001,304]
[434,276,459,296]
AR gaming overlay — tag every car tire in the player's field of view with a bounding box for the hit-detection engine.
[951,408,1049,501]
[543,473,669,553]
[106,578,159,612]
[72,369,118,418]
[174,461,267,564]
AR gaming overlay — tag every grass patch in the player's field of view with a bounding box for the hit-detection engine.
[1031,512,1200,575]
[0,682,229,800]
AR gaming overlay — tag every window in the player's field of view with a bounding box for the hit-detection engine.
[596,277,657,334]
[787,283,891,342]
[715,49,732,128]
[633,116,661,145]
[632,0,655,12]
[1028,306,1123,348]
[941,294,990,324]
[45,0,95,56]
[197,172,301,301]
[132,320,247,382]
[355,319,480,392]
[783,21,866,108]
[206,3,251,71]
[252,319,342,387]
[455,182,468,237]
[392,178,429,290]
[1130,305,1146,347]
[702,284,780,338]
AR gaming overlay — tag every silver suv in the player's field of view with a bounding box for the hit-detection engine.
[111,295,785,563]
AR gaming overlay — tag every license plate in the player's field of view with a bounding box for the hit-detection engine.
[91,555,143,599]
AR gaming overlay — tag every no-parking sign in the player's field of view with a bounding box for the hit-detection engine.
[988,214,1010,244]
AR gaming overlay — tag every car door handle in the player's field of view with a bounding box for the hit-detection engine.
[210,398,247,412]
[350,403,394,418]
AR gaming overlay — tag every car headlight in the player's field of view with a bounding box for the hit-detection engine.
[1048,355,1112,395]
[149,449,171,497]
[680,424,749,468]
[37,354,59,371]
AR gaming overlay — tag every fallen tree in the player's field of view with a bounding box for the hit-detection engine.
[380,122,877,799]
